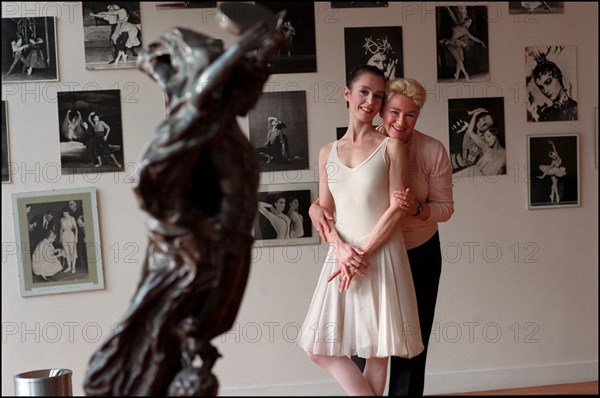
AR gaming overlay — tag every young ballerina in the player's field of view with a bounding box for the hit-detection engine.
[439,6,487,81]
[537,140,566,203]
[297,65,423,396]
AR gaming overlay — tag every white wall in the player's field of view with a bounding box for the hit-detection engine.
[2,2,597,396]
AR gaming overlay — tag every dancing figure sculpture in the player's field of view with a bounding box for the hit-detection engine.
[83,3,288,396]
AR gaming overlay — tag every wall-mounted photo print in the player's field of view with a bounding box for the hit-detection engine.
[526,45,577,122]
[57,89,124,174]
[436,5,488,82]
[331,2,388,8]
[82,2,142,70]
[527,134,579,209]
[508,2,564,14]
[254,182,319,247]
[249,91,309,173]
[344,26,403,81]
[12,187,105,297]
[2,101,10,183]
[255,2,316,74]
[156,2,216,9]
[1,16,59,83]
[448,97,506,177]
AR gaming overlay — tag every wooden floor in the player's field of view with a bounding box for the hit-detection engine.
[444,381,598,395]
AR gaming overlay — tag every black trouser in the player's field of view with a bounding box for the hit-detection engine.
[353,231,443,396]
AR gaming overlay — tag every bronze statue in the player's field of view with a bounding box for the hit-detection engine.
[83,4,288,396]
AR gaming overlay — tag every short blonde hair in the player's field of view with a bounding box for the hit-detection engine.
[385,78,427,109]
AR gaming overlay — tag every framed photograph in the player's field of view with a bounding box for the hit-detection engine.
[508,2,564,14]
[255,2,317,74]
[254,182,319,247]
[156,2,216,9]
[57,89,124,173]
[82,2,142,70]
[12,187,105,297]
[527,134,579,209]
[344,26,403,81]
[436,5,488,82]
[526,45,577,122]
[249,90,309,173]
[448,97,506,177]
[1,16,59,83]
[2,100,10,183]
[331,2,388,8]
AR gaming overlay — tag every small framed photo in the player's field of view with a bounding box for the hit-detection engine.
[57,89,124,173]
[254,182,319,247]
[344,26,403,81]
[254,2,317,74]
[12,187,105,297]
[525,45,578,122]
[1,16,59,83]
[2,100,10,183]
[508,2,564,14]
[436,5,489,82]
[249,90,309,172]
[527,134,579,209]
[448,97,506,177]
[82,2,142,70]
[156,2,216,10]
[331,2,388,8]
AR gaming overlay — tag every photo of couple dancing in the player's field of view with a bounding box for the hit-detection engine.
[1,16,58,82]
[57,90,124,173]
[82,2,142,69]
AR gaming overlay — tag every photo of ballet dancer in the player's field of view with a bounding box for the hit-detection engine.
[82,2,142,70]
[255,2,317,73]
[249,91,309,173]
[344,26,403,81]
[527,134,579,209]
[508,2,564,14]
[1,16,58,83]
[57,89,125,174]
[448,97,506,178]
[436,5,488,82]
[252,183,319,247]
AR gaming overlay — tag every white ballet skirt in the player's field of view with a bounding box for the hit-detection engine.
[297,138,424,358]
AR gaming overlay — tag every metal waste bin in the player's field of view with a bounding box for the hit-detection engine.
[14,369,72,396]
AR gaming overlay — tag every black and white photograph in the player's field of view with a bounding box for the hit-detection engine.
[253,182,318,247]
[255,2,316,74]
[344,26,403,81]
[508,2,564,14]
[12,187,105,297]
[436,5,488,82]
[2,101,10,183]
[1,16,58,83]
[526,45,578,122]
[448,97,506,177]
[156,2,216,9]
[82,2,142,70]
[527,134,579,209]
[249,91,309,173]
[57,89,124,173]
[331,2,388,8]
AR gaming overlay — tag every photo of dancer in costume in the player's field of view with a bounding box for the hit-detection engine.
[436,6,489,82]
